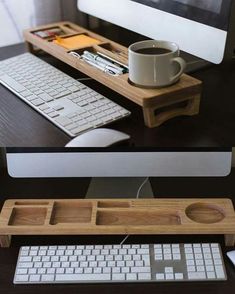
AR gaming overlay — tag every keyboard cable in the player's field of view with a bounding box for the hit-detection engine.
[120,177,150,245]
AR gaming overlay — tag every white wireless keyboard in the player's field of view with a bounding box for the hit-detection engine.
[0,53,130,137]
[14,243,227,284]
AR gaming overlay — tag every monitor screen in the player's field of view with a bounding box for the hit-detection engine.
[132,0,232,30]
[78,0,235,63]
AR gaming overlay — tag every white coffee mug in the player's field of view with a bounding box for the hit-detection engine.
[128,40,186,88]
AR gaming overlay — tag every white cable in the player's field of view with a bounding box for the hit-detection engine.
[136,177,149,199]
[1,0,22,42]
[120,177,149,245]
[120,235,130,246]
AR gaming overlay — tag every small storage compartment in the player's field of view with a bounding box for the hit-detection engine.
[99,43,128,59]
[50,202,92,225]
[96,210,181,226]
[185,203,225,224]
[32,26,67,40]
[9,208,47,226]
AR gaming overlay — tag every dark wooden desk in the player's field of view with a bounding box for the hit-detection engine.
[1,44,235,147]
[0,169,235,293]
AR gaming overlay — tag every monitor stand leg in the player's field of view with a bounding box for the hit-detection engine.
[85,178,154,199]
[181,52,211,73]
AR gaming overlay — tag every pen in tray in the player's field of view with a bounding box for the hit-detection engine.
[68,50,126,76]
[82,55,121,76]
[97,52,129,72]
[83,51,129,74]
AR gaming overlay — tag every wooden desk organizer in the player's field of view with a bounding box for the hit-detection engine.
[23,22,202,128]
[0,199,235,247]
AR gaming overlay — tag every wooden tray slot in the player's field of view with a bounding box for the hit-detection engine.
[8,207,47,226]
[68,46,96,56]
[94,44,128,66]
[50,201,93,225]
[56,33,88,39]
[68,47,129,78]
[96,210,181,226]
[60,24,80,34]
[31,26,68,42]
[98,43,128,58]
[185,202,225,224]
[14,201,50,206]
[97,201,131,208]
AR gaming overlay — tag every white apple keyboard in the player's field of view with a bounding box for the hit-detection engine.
[0,53,131,137]
[14,243,227,284]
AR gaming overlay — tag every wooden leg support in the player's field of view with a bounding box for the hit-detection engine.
[225,234,235,247]
[143,95,201,128]
[0,235,11,248]
[25,41,36,54]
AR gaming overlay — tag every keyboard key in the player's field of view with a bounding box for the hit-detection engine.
[41,275,55,282]
[16,268,28,275]
[48,112,59,118]
[138,273,151,280]
[55,116,72,127]
[188,272,206,280]
[55,274,111,282]
[31,98,45,106]
[156,273,165,280]
[39,93,53,102]
[165,273,174,280]
[112,273,125,281]
[207,272,216,279]
[1,74,26,92]
[126,273,137,280]
[29,275,41,282]
[15,275,29,282]
[70,124,93,135]
[175,273,184,280]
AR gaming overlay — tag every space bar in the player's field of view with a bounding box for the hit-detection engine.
[55,273,111,282]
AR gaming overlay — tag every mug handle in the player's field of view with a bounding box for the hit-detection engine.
[170,57,186,84]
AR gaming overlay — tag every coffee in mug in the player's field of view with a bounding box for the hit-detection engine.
[128,40,186,88]
[135,47,172,55]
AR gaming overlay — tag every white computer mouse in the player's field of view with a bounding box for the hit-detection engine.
[65,128,130,147]
[227,250,235,267]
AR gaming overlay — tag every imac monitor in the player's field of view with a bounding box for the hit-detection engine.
[6,148,232,178]
[78,0,235,64]
[6,148,232,197]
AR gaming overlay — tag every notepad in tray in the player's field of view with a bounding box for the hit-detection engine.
[54,34,101,50]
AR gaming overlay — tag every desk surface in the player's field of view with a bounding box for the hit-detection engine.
[0,169,235,293]
[1,44,235,147]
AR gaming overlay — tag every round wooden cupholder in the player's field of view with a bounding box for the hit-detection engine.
[185,203,225,224]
